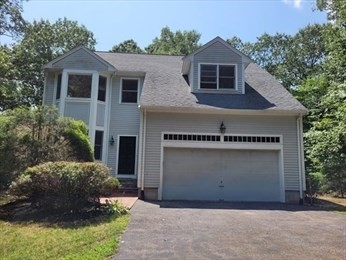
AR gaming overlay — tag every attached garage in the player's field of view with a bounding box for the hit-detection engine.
[161,147,283,202]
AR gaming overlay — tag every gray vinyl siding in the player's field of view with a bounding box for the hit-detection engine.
[192,41,243,93]
[96,103,105,127]
[64,101,90,125]
[107,76,143,176]
[43,72,55,105]
[52,49,108,71]
[144,112,299,190]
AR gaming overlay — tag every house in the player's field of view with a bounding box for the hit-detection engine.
[43,37,307,203]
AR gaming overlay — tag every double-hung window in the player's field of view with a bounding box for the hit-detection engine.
[121,79,138,103]
[200,64,236,90]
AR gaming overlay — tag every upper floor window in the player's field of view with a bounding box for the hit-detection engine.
[200,64,236,90]
[67,74,92,98]
[98,76,107,102]
[121,79,138,103]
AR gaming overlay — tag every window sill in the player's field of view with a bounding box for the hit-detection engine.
[65,97,92,102]
[194,89,242,95]
[119,102,139,105]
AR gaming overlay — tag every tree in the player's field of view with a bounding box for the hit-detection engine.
[0,45,22,111]
[111,39,143,53]
[0,0,26,40]
[227,24,327,90]
[226,36,252,56]
[303,0,346,197]
[146,26,201,55]
[0,106,94,189]
[306,84,346,196]
[6,18,96,108]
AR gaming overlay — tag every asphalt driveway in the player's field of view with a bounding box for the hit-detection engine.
[115,200,346,259]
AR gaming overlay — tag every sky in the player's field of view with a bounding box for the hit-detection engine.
[4,0,327,51]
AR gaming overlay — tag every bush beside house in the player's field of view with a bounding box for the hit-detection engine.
[0,106,94,189]
[10,161,119,211]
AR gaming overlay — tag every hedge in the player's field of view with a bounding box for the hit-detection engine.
[10,161,119,211]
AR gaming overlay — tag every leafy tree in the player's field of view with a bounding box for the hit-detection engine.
[0,45,22,111]
[0,106,94,189]
[5,18,96,108]
[303,0,346,197]
[306,84,346,196]
[111,39,143,53]
[145,26,201,55]
[228,25,327,90]
[227,36,253,56]
[0,0,26,39]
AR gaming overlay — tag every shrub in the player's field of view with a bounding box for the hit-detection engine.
[104,200,129,216]
[10,161,119,211]
[305,172,325,205]
[0,106,94,189]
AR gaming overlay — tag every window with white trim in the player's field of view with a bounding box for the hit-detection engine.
[121,79,138,103]
[200,64,236,90]
[98,76,107,102]
[94,130,103,160]
[67,74,92,98]
[56,74,62,99]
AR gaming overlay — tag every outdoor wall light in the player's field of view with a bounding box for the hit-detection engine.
[220,122,226,134]
[109,136,115,146]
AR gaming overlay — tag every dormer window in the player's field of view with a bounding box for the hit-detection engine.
[200,64,236,90]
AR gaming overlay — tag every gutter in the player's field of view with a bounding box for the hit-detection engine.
[141,105,308,117]
[137,107,146,198]
[296,114,305,204]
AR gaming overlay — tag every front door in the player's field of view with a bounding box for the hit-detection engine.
[117,136,136,176]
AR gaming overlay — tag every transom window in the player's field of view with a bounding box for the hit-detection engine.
[121,79,138,103]
[67,74,92,98]
[200,64,236,90]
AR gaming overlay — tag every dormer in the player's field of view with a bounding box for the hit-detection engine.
[182,37,251,94]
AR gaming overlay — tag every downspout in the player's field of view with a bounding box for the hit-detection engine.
[137,106,144,196]
[141,109,147,198]
[296,115,304,204]
[299,115,306,191]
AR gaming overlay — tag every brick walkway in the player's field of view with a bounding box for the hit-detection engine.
[100,195,138,209]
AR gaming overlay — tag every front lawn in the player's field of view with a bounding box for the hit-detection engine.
[0,196,129,260]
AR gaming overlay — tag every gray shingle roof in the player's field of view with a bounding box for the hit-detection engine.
[95,52,307,113]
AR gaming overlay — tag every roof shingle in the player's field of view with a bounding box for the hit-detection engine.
[95,52,307,113]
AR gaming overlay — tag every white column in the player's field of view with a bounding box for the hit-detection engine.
[89,72,99,148]
[59,70,68,116]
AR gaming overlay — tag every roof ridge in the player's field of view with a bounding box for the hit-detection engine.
[95,51,184,58]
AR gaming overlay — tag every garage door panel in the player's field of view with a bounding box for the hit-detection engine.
[163,148,280,201]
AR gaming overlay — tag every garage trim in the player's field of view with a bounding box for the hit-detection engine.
[159,132,285,202]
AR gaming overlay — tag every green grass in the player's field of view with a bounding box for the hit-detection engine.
[0,195,130,260]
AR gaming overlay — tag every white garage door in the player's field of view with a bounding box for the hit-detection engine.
[162,148,281,202]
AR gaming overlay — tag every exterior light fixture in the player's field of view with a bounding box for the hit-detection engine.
[109,136,115,146]
[220,122,226,134]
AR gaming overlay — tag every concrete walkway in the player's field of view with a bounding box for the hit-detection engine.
[114,200,346,260]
